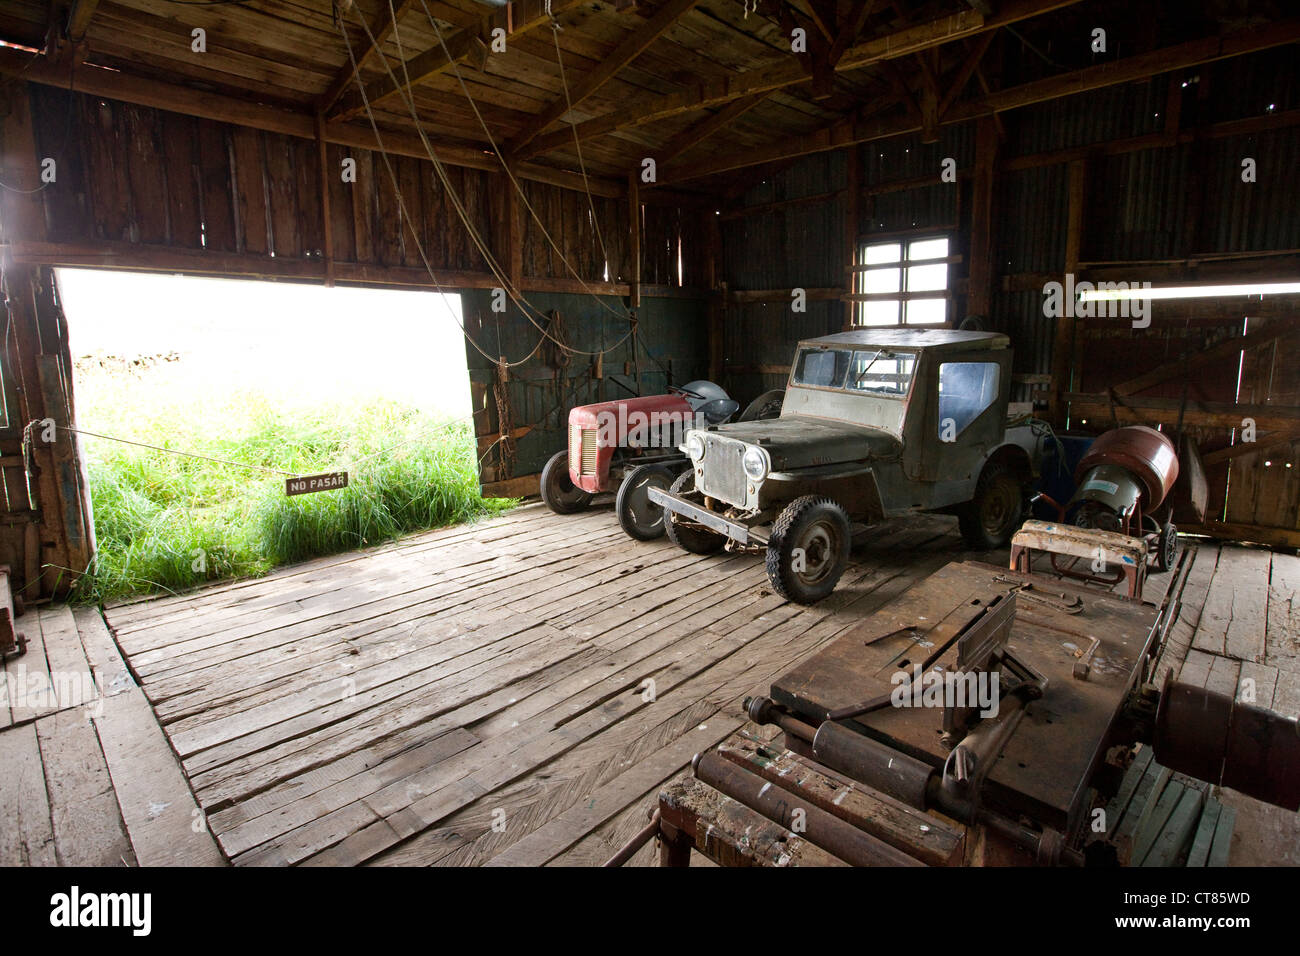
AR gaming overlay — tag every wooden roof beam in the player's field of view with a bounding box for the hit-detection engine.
[507,0,701,155]
[660,16,1300,183]
[937,29,996,117]
[330,0,585,121]
[519,0,1084,159]
[329,23,490,120]
[317,0,421,114]
[655,91,772,165]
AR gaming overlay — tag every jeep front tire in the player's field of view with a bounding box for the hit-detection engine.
[766,496,851,605]
[663,471,726,554]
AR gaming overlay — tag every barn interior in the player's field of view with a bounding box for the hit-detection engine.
[0,0,1297,869]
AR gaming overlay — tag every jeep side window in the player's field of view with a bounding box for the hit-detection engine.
[846,350,914,397]
[793,348,851,388]
[937,361,1000,438]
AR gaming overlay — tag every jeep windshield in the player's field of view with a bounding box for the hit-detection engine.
[792,347,915,398]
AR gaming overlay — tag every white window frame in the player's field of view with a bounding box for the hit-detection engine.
[850,234,954,328]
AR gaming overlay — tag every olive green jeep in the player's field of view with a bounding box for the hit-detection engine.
[648,329,1045,604]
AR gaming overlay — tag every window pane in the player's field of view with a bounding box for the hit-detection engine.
[846,350,915,397]
[938,362,1000,438]
[861,300,900,326]
[904,298,947,325]
[906,263,947,292]
[793,348,851,388]
[863,267,900,294]
[908,237,948,261]
[864,242,901,264]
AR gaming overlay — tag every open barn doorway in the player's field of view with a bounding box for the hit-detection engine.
[54,268,504,604]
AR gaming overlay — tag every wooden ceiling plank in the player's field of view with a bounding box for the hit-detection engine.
[506,0,701,155]
[522,0,1085,158]
[660,16,1300,183]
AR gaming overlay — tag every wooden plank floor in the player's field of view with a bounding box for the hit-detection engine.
[9,506,1264,868]
[0,605,222,866]
[99,501,996,866]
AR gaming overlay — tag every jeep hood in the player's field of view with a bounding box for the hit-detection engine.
[698,417,901,471]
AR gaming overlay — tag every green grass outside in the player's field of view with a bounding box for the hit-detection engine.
[71,363,512,604]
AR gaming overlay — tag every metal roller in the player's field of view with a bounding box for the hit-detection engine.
[811,720,935,809]
[692,751,925,867]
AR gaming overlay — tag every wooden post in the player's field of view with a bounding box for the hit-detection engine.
[1049,158,1088,425]
[627,171,641,309]
[965,115,998,322]
[315,112,335,287]
[844,144,861,329]
[706,205,724,383]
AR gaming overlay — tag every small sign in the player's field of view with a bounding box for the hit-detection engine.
[285,472,349,496]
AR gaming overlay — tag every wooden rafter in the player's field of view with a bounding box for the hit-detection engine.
[317,0,420,113]
[329,24,489,120]
[827,0,880,67]
[937,29,996,117]
[519,0,1084,159]
[656,92,772,165]
[660,16,1300,183]
[507,0,702,155]
[329,0,586,121]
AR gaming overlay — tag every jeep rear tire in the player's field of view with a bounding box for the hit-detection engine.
[540,449,593,515]
[663,471,726,554]
[617,463,677,540]
[959,460,1026,549]
[766,496,851,605]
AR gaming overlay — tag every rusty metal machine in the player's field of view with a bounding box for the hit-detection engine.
[607,554,1300,867]
[1013,426,1182,600]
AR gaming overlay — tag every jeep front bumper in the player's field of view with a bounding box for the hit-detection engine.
[647,487,769,546]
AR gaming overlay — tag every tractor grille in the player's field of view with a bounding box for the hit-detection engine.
[570,424,598,476]
[697,434,748,506]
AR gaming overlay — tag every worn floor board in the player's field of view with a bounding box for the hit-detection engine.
[87,504,1282,867]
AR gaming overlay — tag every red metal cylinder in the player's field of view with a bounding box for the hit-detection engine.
[1074,426,1179,510]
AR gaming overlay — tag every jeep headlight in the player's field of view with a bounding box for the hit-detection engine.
[742,446,769,481]
[686,432,706,461]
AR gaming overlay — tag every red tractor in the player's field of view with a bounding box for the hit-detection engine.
[541,383,783,540]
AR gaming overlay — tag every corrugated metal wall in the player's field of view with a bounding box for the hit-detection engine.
[719,50,1300,409]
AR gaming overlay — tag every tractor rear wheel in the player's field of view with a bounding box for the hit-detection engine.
[766,496,851,605]
[959,460,1026,549]
[540,450,593,515]
[663,471,726,554]
[617,463,676,540]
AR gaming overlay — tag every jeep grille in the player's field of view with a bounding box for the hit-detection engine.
[570,424,599,476]
[698,434,748,506]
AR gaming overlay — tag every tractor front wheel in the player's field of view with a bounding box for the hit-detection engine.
[540,450,593,515]
[663,471,726,554]
[617,463,676,540]
[766,496,851,605]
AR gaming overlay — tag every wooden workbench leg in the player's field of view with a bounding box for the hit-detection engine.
[658,822,692,867]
